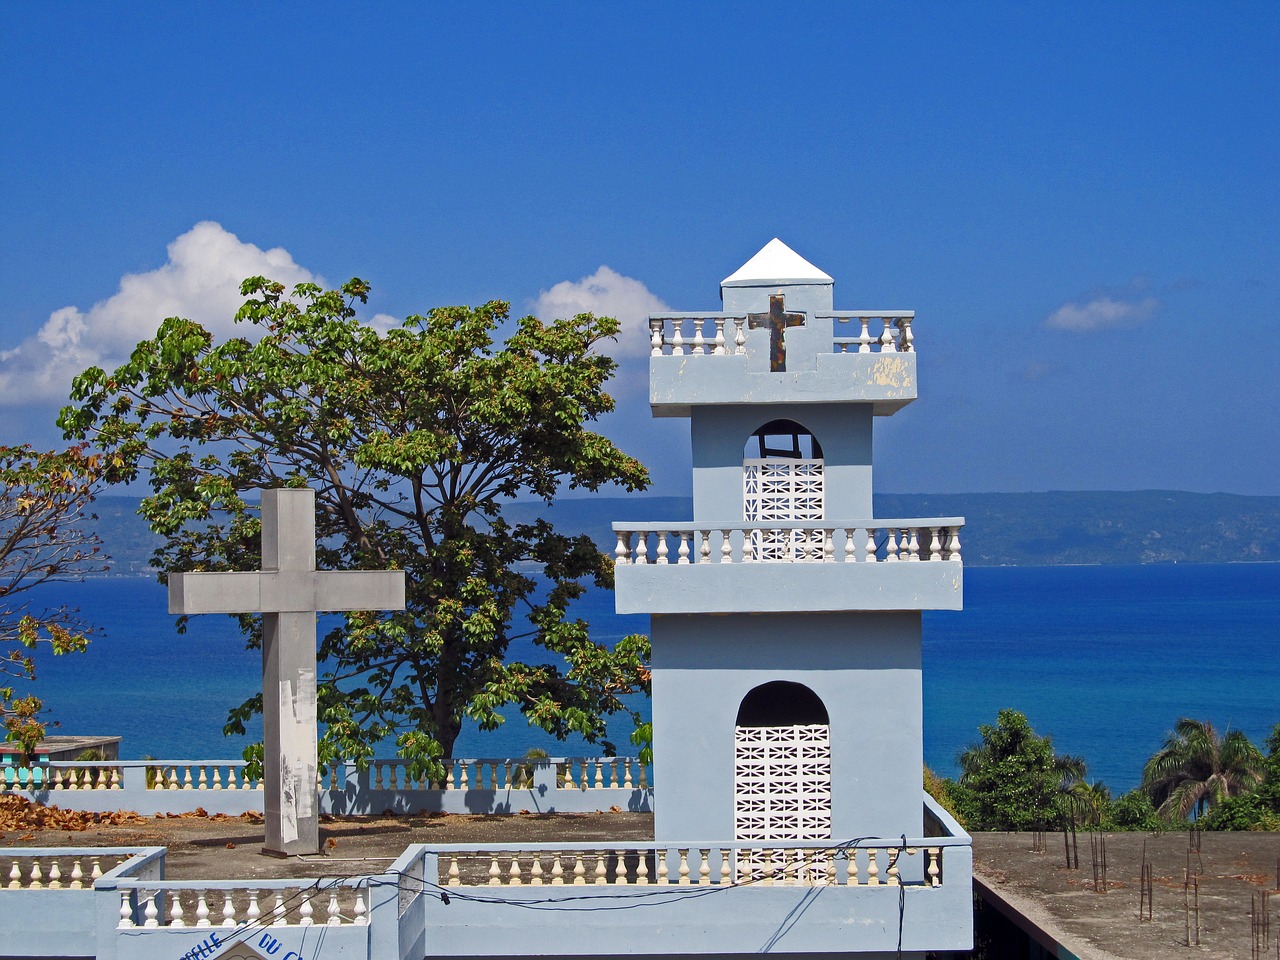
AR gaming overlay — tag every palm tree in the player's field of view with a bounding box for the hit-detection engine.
[1141,718,1263,821]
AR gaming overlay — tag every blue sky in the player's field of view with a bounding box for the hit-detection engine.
[2,2,1276,496]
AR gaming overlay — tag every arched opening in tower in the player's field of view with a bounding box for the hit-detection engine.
[733,681,832,845]
[743,419,825,561]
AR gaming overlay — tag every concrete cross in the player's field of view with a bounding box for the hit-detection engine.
[747,294,806,372]
[168,487,406,856]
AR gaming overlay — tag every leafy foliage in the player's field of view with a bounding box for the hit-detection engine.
[59,277,650,777]
[950,709,1085,831]
[1199,722,1280,830]
[1141,718,1263,822]
[0,445,107,757]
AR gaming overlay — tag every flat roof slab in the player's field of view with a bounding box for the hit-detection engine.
[972,830,1280,960]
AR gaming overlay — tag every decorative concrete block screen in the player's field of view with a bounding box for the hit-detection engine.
[743,459,825,560]
[733,724,831,842]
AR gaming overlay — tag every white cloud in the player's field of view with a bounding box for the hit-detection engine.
[1044,295,1160,332]
[532,266,669,360]
[0,221,320,406]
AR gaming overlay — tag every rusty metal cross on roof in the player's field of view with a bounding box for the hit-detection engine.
[747,295,806,372]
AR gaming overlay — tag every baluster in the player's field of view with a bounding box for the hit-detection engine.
[622,759,634,789]
[53,768,66,790]
[907,528,921,561]
[655,532,669,564]
[614,531,630,566]
[677,531,691,564]
[8,861,20,889]
[119,891,134,928]
[865,528,878,562]
[91,857,102,882]
[884,528,899,561]
[70,859,84,889]
[760,849,775,886]
[446,857,460,886]
[562,762,576,790]
[488,856,502,886]
[373,763,385,791]
[211,766,223,790]
[713,318,726,355]
[593,760,604,789]
[657,850,670,884]
[733,317,746,354]
[880,320,898,353]
[677,849,691,885]
[824,852,838,886]
[195,893,211,927]
[649,318,663,356]
[867,849,880,885]
[698,850,711,885]
[887,849,901,886]
[720,849,732,885]
[929,527,943,561]
[109,767,121,789]
[692,321,706,355]
[459,762,470,791]
[489,762,500,789]
[843,528,857,563]
[551,855,564,885]
[823,529,834,562]
[897,316,914,352]
[28,860,42,888]
[327,891,341,924]
[927,848,942,886]
[636,851,649,885]
[299,892,314,926]
[272,891,287,925]
[572,855,586,885]
[671,321,684,355]
[353,889,368,925]
[857,317,873,352]
[948,528,962,562]
[143,892,160,927]
[247,890,261,924]
[180,766,193,790]
[221,892,236,927]
[509,857,523,886]
[639,764,649,789]
[634,533,648,564]
[170,892,186,927]
[47,860,64,889]
[845,850,859,885]
[720,529,733,563]
[529,856,544,885]
[594,852,608,885]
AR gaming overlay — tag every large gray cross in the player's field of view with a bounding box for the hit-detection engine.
[168,487,406,857]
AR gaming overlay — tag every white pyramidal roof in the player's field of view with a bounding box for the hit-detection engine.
[721,238,833,285]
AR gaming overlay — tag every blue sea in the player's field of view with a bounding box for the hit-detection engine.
[23,563,1279,793]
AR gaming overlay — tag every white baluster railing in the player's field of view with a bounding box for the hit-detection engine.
[425,839,962,889]
[611,521,964,565]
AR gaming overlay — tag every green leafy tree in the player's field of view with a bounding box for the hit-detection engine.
[952,709,1086,831]
[59,277,650,777]
[1,444,107,758]
[1141,718,1263,822]
[1106,788,1166,831]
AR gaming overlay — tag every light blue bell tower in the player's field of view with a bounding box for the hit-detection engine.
[614,239,964,847]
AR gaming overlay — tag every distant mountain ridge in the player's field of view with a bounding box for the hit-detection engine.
[89,490,1280,574]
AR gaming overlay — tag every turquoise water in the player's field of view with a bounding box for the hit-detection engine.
[23,563,1279,792]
